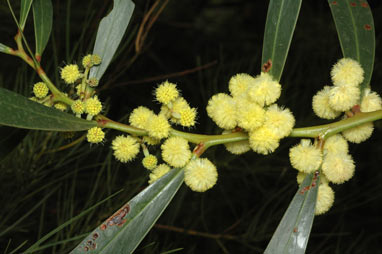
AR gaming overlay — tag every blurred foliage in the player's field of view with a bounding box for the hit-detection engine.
[1,0,382,253]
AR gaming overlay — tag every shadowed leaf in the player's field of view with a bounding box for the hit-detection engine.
[0,87,96,131]
[32,0,53,58]
[70,168,184,254]
[89,0,135,81]
[328,0,375,91]
[261,0,303,81]
[264,172,319,254]
[19,0,33,30]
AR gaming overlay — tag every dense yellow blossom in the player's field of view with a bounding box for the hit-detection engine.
[149,164,171,184]
[129,106,155,129]
[33,82,49,98]
[247,72,281,107]
[61,64,81,84]
[315,184,335,215]
[228,73,255,98]
[330,58,364,87]
[111,135,140,163]
[155,81,179,105]
[263,104,295,138]
[71,99,85,114]
[322,153,355,184]
[328,84,360,112]
[184,158,218,192]
[146,114,170,139]
[86,127,105,143]
[223,130,250,155]
[85,96,102,116]
[142,155,158,170]
[323,134,348,155]
[342,122,374,143]
[207,93,237,129]
[312,86,341,119]
[161,137,192,168]
[361,88,382,112]
[248,126,280,155]
[289,139,322,173]
[235,99,265,131]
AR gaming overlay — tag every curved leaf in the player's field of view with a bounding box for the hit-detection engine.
[0,87,96,131]
[261,0,302,81]
[89,0,135,81]
[19,0,34,30]
[32,0,53,58]
[264,172,319,254]
[0,43,13,54]
[328,0,375,90]
[70,168,184,254]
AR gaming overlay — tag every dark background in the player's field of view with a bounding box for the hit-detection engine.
[1,0,382,253]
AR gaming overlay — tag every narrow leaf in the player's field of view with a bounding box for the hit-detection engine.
[32,0,53,58]
[328,0,375,90]
[70,168,184,254]
[264,172,319,254]
[19,0,34,30]
[261,0,302,81]
[0,126,28,163]
[0,88,96,131]
[89,0,135,81]
[0,43,13,54]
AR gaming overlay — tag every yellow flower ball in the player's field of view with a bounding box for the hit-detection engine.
[223,130,251,155]
[331,58,364,87]
[85,96,102,116]
[235,99,265,131]
[206,93,237,129]
[171,97,189,112]
[263,104,295,138]
[86,127,105,143]
[91,54,102,65]
[33,82,49,98]
[328,84,360,112]
[322,153,355,184]
[184,158,218,192]
[312,86,341,119]
[361,88,382,112]
[112,135,140,163]
[342,122,374,143]
[289,139,322,173]
[248,126,280,155]
[146,114,170,139]
[71,99,85,114]
[87,77,99,87]
[228,73,255,98]
[161,137,192,168]
[82,54,93,68]
[129,106,155,129]
[315,183,335,215]
[155,81,179,105]
[178,107,197,127]
[247,72,281,107]
[143,136,161,146]
[142,154,158,170]
[60,64,81,84]
[149,164,171,184]
[324,134,348,155]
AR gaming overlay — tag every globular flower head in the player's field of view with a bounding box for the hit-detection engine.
[82,54,93,68]
[331,58,364,86]
[235,99,265,131]
[207,93,237,129]
[91,54,102,65]
[342,122,374,143]
[146,114,170,139]
[322,153,355,184]
[33,82,49,98]
[71,99,85,114]
[315,183,335,215]
[161,136,192,168]
[155,81,179,105]
[129,106,155,129]
[247,72,281,107]
[178,107,197,127]
[87,77,99,87]
[142,154,158,170]
[61,64,81,84]
[86,127,105,143]
[324,134,348,155]
[184,158,218,192]
[228,73,255,98]
[149,164,171,184]
[312,86,341,119]
[328,84,360,112]
[361,88,382,112]
[112,135,140,163]
[263,104,295,138]
[143,136,161,146]
[289,139,322,173]
[85,96,102,116]
[248,126,280,155]
[223,130,250,155]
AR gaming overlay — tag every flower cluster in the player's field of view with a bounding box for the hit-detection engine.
[207,72,295,155]
[312,58,381,144]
